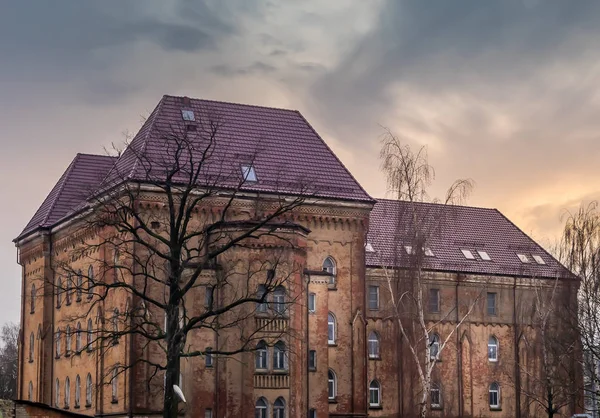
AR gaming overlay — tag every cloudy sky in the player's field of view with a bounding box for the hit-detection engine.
[1,0,599,325]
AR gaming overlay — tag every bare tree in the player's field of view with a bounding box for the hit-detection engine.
[377,130,478,418]
[45,106,313,418]
[0,322,18,399]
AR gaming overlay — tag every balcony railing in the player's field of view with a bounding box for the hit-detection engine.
[253,373,289,389]
[255,317,288,333]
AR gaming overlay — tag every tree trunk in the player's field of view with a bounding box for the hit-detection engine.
[163,298,181,418]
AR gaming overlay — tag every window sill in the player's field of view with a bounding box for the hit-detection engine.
[74,405,80,409]
[28,359,34,363]
[111,400,118,405]
[369,356,381,361]
[328,398,337,404]
[55,355,61,359]
[327,286,337,291]
[490,407,501,411]
[254,369,269,374]
[65,352,71,358]
[368,308,380,312]
[272,370,289,374]
[64,406,70,410]
[30,311,35,315]
[309,368,316,372]
[328,343,337,347]
[85,404,91,408]
[431,405,443,411]
[369,405,383,410]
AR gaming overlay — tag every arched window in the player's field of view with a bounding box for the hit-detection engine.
[322,257,336,286]
[87,319,93,351]
[111,369,118,403]
[430,383,441,408]
[255,397,268,418]
[87,266,94,300]
[328,369,337,400]
[327,312,336,345]
[368,331,380,359]
[57,277,63,308]
[489,382,500,408]
[256,284,267,312]
[76,322,82,352]
[55,329,61,357]
[273,397,286,418]
[55,378,60,406]
[112,309,119,344]
[273,286,286,314]
[65,376,70,408]
[488,336,498,362]
[29,332,34,362]
[369,380,381,407]
[30,284,36,313]
[28,381,33,401]
[429,333,440,360]
[113,249,119,283]
[273,341,287,370]
[255,340,268,370]
[86,374,93,407]
[76,270,83,302]
[75,375,81,408]
[66,273,72,305]
[66,325,72,354]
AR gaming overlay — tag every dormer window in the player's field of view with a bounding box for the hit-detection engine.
[365,243,375,253]
[517,254,530,263]
[404,245,414,255]
[181,110,195,121]
[241,165,257,182]
[532,255,546,265]
[424,247,434,257]
[461,249,475,259]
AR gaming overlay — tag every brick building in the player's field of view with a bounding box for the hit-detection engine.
[14,95,580,417]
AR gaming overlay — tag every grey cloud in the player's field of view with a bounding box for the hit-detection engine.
[211,61,277,77]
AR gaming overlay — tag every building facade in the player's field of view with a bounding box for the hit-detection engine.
[14,95,580,418]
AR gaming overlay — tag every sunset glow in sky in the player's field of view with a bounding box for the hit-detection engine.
[1,0,599,324]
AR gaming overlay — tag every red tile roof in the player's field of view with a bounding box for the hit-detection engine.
[366,199,573,279]
[18,154,117,239]
[17,95,373,240]
[104,95,373,203]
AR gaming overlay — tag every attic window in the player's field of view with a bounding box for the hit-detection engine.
[365,243,375,253]
[478,250,491,261]
[532,255,546,265]
[461,249,475,259]
[404,245,414,255]
[241,165,257,182]
[181,110,195,121]
[517,254,530,263]
[424,248,434,257]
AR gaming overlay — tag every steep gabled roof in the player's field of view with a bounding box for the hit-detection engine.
[103,95,373,202]
[366,199,573,279]
[18,154,117,239]
[18,95,373,241]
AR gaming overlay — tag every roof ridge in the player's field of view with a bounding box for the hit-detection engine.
[77,153,118,159]
[294,110,374,202]
[164,94,299,113]
[374,197,496,211]
[127,97,166,180]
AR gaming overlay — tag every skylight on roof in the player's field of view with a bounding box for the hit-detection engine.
[365,243,375,253]
[461,249,475,259]
[241,165,257,182]
[517,254,530,263]
[181,109,195,121]
[478,250,491,261]
[404,245,414,255]
[532,255,546,265]
[424,247,434,257]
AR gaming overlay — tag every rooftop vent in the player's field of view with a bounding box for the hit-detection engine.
[181,110,195,121]
[532,255,545,265]
[424,247,435,257]
[241,165,257,182]
[477,250,491,261]
[461,249,475,260]
[517,254,530,263]
[404,245,414,255]
[365,243,375,253]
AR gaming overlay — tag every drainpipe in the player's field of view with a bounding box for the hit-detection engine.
[513,277,521,418]
[305,272,310,417]
[456,275,462,416]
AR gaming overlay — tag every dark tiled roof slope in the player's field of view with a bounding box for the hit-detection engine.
[104,95,373,202]
[366,199,573,279]
[18,154,117,239]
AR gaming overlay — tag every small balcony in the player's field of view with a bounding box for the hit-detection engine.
[255,317,289,333]
[253,373,289,389]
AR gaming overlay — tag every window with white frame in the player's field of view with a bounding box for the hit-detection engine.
[488,336,498,362]
[487,292,497,316]
[66,326,72,355]
[256,285,267,312]
[327,312,336,345]
[308,350,316,371]
[87,266,94,300]
[273,341,287,370]
[489,382,500,408]
[30,284,36,313]
[87,319,93,351]
[205,347,213,368]
[76,323,82,352]
[369,380,381,407]
[429,333,440,360]
[55,378,60,406]
[75,375,81,408]
[308,293,316,313]
[204,409,213,418]
[55,329,61,357]
[430,383,441,408]
[241,165,257,182]
[111,369,118,403]
[273,397,285,418]
[368,285,379,310]
[322,257,336,286]
[255,341,268,370]
[28,381,33,401]
[255,397,268,418]
[205,286,214,308]
[328,369,337,400]
[429,288,440,313]
[309,409,317,418]
[273,286,286,314]
[65,376,70,408]
[86,374,92,406]
[368,331,380,359]
[66,273,72,305]
[29,332,34,362]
